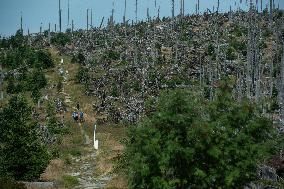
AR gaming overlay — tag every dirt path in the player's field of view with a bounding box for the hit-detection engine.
[65,103,113,189]
[43,54,124,189]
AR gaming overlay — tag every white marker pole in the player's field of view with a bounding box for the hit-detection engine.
[93,124,99,150]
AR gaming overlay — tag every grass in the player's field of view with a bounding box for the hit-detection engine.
[61,175,79,188]
[68,148,82,157]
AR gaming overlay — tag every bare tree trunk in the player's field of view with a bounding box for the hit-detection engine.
[217,0,220,13]
[269,0,273,26]
[198,0,200,14]
[91,9,93,28]
[87,9,89,30]
[123,0,127,25]
[147,7,150,22]
[20,11,23,33]
[48,23,51,43]
[72,19,74,32]
[280,42,284,126]
[40,22,42,34]
[135,0,138,23]
[59,0,62,32]
[68,0,70,26]
[0,62,3,101]
[172,0,175,19]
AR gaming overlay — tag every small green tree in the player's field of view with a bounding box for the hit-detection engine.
[50,33,71,46]
[124,83,279,189]
[36,50,54,69]
[0,95,50,181]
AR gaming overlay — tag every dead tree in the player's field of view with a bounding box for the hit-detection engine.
[269,0,273,26]
[172,0,175,19]
[246,0,254,99]
[158,6,160,20]
[217,0,220,13]
[0,61,3,101]
[68,0,70,26]
[183,0,185,16]
[280,40,284,126]
[123,0,127,25]
[246,1,261,101]
[40,22,43,34]
[110,1,115,29]
[87,9,89,30]
[72,19,74,32]
[48,23,51,43]
[147,7,150,22]
[91,9,93,28]
[99,17,104,29]
[59,0,62,32]
[135,0,138,23]
[180,0,182,16]
[20,12,23,33]
[198,0,200,14]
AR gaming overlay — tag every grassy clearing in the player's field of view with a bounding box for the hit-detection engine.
[60,175,79,188]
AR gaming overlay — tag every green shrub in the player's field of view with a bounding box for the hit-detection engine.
[61,175,79,188]
[0,96,51,181]
[36,50,54,69]
[75,67,90,84]
[51,33,71,46]
[123,81,280,189]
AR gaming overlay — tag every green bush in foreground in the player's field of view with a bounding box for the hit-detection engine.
[0,96,51,181]
[124,82,280,189]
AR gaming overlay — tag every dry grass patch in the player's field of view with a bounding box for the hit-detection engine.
[105,174,128,189]
[40,159,64,181]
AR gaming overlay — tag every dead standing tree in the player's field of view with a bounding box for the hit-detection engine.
[68,0,70,26]
[172,0,175,19]
[59,0,62,32]
[0,60,3,101]
[246,1,261,102]
[87,9,89,30]
[280,39,284,126]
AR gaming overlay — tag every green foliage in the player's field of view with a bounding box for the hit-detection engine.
[61,175,79,188]
[75,66,90,84]
[10,30,25,48]
[0,96,50,181]
[51,33,71,46]
[31,88,41,103]
[226,46,237,60]
[123,83,279,189]
[229,37,247,56]
[46,102,64,136]
[36,50,54,69]
[0,179,26,189]
[6,69,47,95]
[231,25,247,37]
[27,69,47,90]
[77,51,85,64]
[206,43,215,56]
[104,50,120,61]
[263,29,273,38]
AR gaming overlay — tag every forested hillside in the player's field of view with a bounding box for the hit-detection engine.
[0,1,284,189]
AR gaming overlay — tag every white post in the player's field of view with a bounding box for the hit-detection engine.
[93,124,99,149]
